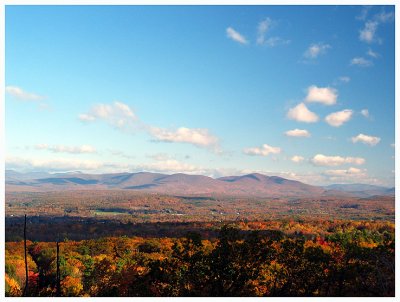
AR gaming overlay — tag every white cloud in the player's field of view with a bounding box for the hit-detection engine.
[264,37,290,47]
[359,10,394,44]
[287,103,319,123]
[149,126,219,149]
[35,144,97,154]
[78,114,96,122]
[78,102,133,129]
[226,27,248,44]
[322,167,373,184]
[350,57,373,67]
[285,129,310,138]
[256,18,272,45]
[6,156,104,172]
[5,85,44,101]
[367,48,379,58]
[234,168,389,187]
[356,6,372,21]
[79,101,138,131]
[324,167,366,177]
[291,155,304,163]
[80,101,221,152]
[6,86,48,109]
[351,133,381,146]
[256,18,290,47]
[375,11,394,23]
[147,153,177,161]
[243,144,281,157]
[325,109,353,127]
[109,149,135,159]
[139,159,199,174]
[6,155,203,175]
[339,76,351,83]
[304,43,331,59]
[359,20,378,43]
[305,85,337,105]
[311,154,365,167]
[113,101,136,118]
[361,109,369,118]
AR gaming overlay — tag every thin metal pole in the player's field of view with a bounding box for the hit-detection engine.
[23,214,29,296]
[56,241,61,296]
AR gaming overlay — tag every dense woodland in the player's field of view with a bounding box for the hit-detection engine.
[5,191,395,222]
[5,191,396,296]
[5,219,395,297]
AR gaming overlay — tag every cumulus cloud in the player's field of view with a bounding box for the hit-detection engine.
[304,43,331,59]
[325,109,353,127]
[243,144,281,157]
[285,129,310,138]
[35,144,97,154]
[226,27,248,44]
[351,134,381,146]
[79,101,138,132]
[291,155,304,163]
[149,127,219,150]
[6,85,44,101]
[350,57,373,67]
[79,101,221,152]
[287,103,319,123]
[305,85,337,105]
[311,154,365,166]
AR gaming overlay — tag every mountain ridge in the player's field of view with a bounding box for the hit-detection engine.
[5,170,394,198]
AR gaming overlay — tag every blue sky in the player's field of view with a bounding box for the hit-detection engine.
[5,5,395,186]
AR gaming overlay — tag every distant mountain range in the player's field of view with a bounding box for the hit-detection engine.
[5,170,394,198]
[323,183,395,198]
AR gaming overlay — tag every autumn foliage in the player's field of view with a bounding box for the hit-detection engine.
[5,220,394,297]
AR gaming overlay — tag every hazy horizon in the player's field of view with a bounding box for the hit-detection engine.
[5,168,395,188]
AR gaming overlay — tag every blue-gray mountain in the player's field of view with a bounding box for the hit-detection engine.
[5,170,394,198]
